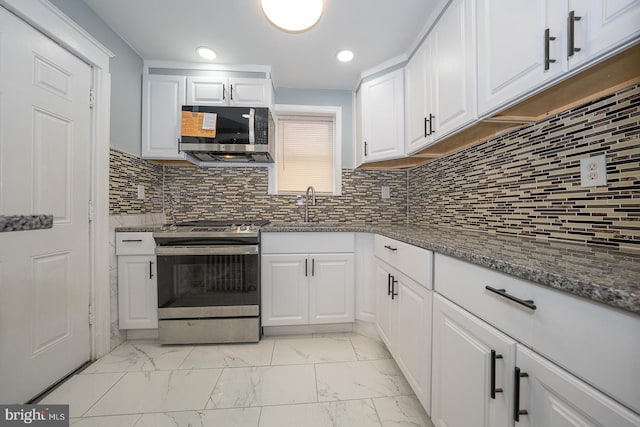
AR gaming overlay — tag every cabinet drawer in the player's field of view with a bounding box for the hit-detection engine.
[375,235,433,288]
[261,232,355,254]
[435,253,640,413]
[116,232,156,255]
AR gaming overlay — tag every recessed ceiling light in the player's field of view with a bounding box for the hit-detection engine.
[261,0,323,33]
[196,47,216,60]
[336,50,354,63]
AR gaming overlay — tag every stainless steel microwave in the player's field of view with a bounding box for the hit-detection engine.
[179,106,274,163]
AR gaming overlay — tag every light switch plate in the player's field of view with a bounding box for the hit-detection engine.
[381,186,390,199]
[580,155,607,187]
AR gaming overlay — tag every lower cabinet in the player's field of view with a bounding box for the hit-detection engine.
[432,294,516,427]
[261,253,355,326]
[432,294,640,427]
[117,255,158,329]
[376,259,432,414]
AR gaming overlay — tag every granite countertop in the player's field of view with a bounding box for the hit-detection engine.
[264,222,640,315]
[0,215,53,232]
[114,222,640,315]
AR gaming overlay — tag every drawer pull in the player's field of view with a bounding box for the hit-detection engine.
[391,275,398,300]
[122,239,143,242]
[514,367,529,422]
[149,261,154,279]
[485,286,536,310]
[384,245,397,252]
[490,350,503,399]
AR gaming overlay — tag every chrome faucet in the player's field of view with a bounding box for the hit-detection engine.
[304,186,316,222]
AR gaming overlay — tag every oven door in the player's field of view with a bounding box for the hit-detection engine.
[155,245,260,319]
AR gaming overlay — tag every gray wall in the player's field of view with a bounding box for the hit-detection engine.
[275,87,354,168]
[49,0,143,156]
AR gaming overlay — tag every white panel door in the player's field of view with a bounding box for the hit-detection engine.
[141,74,186,159]
[361,68,405,162]
[395,276,432,413]
[185,76,226,106]
[308,253,354,324]
[229,78,270,107]
[476,0,566,116]
[431,0,476,139]
[568,0,640,69]
[405,40,431,154]
[0,7,92,403]
[261,254,309,326]
[117,256,158,329]
[515,345,640,427]
[431,295,517,427]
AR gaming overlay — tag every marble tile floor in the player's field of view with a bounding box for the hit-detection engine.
[39,332,435,427]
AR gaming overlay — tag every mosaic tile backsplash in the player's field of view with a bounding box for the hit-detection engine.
[163,168,407,224]
[109,149,163,215]
[408,84,640,248]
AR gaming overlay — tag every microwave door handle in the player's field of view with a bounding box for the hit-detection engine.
[248,108,255,144]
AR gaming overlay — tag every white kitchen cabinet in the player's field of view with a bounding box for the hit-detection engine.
[141,74,186,160]
[186,76,272,107]
[116,232,158,329]
[375,236,433,414]
[405,0,476,154]
[261,233,355,327]
[515,345,640,427]
[476,0,566,117]
[261,254,309,326]
[567,0,640,70]
[431,294,516,427]
[360,68,405,162]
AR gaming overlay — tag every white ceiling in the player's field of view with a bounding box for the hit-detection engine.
[81,0,440,90]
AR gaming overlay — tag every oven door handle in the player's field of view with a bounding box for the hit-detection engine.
[155,245,259,256]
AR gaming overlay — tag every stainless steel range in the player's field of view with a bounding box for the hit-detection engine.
[152,220,269,344]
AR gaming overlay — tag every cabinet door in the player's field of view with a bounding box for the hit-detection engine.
[515,346,640,427]
[186,76,227,105]
[141,74,186,159]
[405,40,431,154]
[261,254,309,326]
[568,0,640,70]
[309,253,355,324]
[229,78,271,107]
[117,255,158,329]
[431,0,476,139]
[476,0,566,116]
[361,68,405,162]
[395,276,432,414]
[375,262,396,350]
[432,294,516,427]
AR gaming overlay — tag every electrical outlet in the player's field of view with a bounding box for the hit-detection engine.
[580,155,607,187]
[137,184,145,200]
[381,186,390,199]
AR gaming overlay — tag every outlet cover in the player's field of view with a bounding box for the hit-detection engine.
[580,155,607,187]
[137,184,145,200]
[381,186,390,199]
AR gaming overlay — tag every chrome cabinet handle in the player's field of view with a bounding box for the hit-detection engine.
[485,286,536,310]
[490,350,504,399]
[544,28,556,70]
[567,10,582,57]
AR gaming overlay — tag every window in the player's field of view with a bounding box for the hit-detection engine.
[269,105,342,195]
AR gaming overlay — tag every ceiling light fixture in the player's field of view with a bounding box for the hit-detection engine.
[261,0,323,33]
[196,47,216,60]
[336,50,354,63]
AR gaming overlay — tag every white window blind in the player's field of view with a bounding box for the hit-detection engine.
[277,116,334,193]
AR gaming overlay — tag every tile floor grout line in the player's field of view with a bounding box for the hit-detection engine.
[77,371,128,418]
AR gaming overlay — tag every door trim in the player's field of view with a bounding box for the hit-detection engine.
[0,0,113,360]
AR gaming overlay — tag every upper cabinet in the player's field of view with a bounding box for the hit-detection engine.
[186,76,272,107]
[142,73,272,160]
[477,0,640,117]
[405,0,476,155]
[360,68,405,163]
[141,74,186,160]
